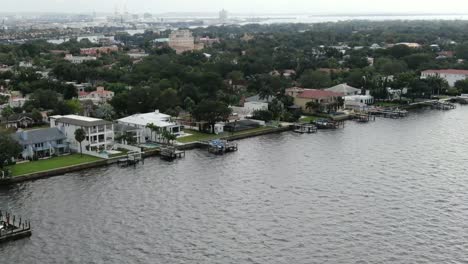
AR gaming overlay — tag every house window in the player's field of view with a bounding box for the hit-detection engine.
[56,140,63,145]
[34,143,44,148]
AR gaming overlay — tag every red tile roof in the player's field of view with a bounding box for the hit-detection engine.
[422,69,468,75]
[297,89,342,99]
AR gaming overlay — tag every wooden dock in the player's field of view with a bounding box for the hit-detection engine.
[313,119,344,129]
[430,101,456,110]
[204,140,238,155]
[118,151,144,167]
[352,113,375,123]
[293,123,317,133]
[160,147,185,160]
[368,108,408,118]
[0,211,31,244]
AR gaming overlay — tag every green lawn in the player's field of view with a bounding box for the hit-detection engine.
[299,115,322,123]
[375,102,403,107]
[9,154,102,177]
[177,127,276,143]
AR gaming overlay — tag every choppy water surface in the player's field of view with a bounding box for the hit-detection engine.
[1,107,468,263]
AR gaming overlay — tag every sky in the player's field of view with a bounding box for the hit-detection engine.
[2,0,468,14]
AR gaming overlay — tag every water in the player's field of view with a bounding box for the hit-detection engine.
[1,107,468,263]
[243,14,468,24]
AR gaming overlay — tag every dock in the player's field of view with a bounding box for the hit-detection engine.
[117,151,144,167]
[368,108,408,118]
[430,101,456,110]
[0,211,31,244]
[160,146,186,160]
[204,139,238,154]
[352,113,375,123]
[313,119,344,129]
[293,123,317,133]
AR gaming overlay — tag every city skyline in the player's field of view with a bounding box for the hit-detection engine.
[2,0,468,14]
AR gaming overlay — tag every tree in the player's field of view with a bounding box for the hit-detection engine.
[183,97,196,114]
[455,43,468,60]
[455,79,468,93]
[65,99,83,115]
[426,75,449,96]
[374,58,407,75]
[252,109,274,122]
[1,106,14,118]
[269,99,284,120]
[31,108,43,124]
[74,128,86,157]
[146,123,159,142]
[389,44,412,59]
[95,104,115,120]
[192,100,232,134]
[161,130,177,145]
[305,101,320,113]
[299,70,331,88]
[29,89,59,110]
[0,131,22,171]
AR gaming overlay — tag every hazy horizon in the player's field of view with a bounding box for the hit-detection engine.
[2,0,468,15]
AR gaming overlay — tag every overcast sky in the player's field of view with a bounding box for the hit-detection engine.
[2,0,468,14]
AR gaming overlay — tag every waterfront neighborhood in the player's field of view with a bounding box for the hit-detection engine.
[2,17,468,180]
[3,1,468,262]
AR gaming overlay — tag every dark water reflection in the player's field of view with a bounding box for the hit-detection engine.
[1,107,468,263]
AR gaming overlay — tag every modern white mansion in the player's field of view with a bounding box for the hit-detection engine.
[50,115,114,151]
[117,110,183,143]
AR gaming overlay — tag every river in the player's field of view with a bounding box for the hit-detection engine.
[1,106,468,263]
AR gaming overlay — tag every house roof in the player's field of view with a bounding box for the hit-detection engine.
[245,95,275,103]
[117,110,177,128]
[114,123,140,133]
[12,127,66,145]
[325,83,360,95]
[297,89,342,99]
[55,115,111,127]
[422,69,468,75]
[0,113,33,123]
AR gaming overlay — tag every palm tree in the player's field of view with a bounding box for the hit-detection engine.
[305,101,320,113]
[146,123,160,142]
[146,123,156,141]
[74,128,86,157]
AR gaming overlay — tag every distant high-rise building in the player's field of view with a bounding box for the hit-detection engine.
[169,30,195,54]
[169,30,204,54]
[219,9,228,22]
[143,13,153,20]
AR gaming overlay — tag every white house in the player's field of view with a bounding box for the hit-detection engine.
[231,101,269,119]
[344,94,374,111]
[421,69,468,87]
[50,115,114,152]
[64,54,97,64]
[117,110,183,143]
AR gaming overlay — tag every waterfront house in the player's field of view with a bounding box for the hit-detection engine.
[12,127,69,160]
[344,93,375,111]
[421,69,468,87]
[285,87,342,113]
[117,110,183,143]
[50,115,114,152]
[1,113,35,129]
[231,101,269,119]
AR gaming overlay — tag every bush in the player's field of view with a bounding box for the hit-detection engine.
[252,110,274,122]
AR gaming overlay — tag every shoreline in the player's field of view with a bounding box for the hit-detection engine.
[0,126,292,185]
